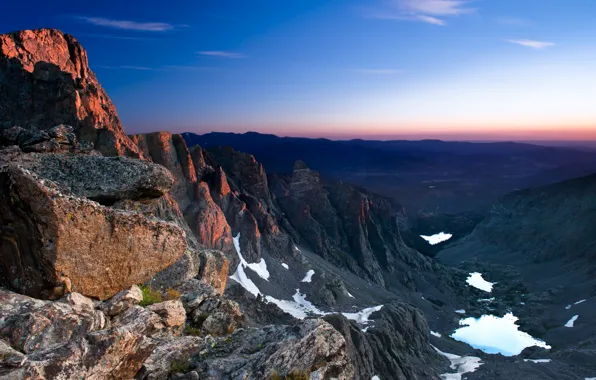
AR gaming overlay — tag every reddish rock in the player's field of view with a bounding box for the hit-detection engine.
[0,29,142,158]
[0,155,187,300]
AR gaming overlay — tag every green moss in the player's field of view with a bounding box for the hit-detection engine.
[138,285,162,307]
[185,325,202,336]
[170,358,191,374]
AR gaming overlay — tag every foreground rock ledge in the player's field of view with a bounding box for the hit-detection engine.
[0,155,187,300]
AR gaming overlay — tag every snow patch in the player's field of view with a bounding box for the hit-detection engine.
[281,263,289,270]
[455,309,466,314]
[265,289,383,325]
[231,234,269,281]
[301,269,315,283]
[466,272,494,292]
[431,331,442,338]
[565,315,579,327]
[451,313,551,356]
[265,289,325,319]
[433,345,483,380]
[347,291,355,298]
[575,299,586,305]
[420,232,453,245]
[342,305,383,324]
[524,359,551,363]
[479,297,495,303]
[372,376,381,380]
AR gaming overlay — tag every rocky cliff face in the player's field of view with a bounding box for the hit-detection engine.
[0,29,142,158]
[0,28,461,380]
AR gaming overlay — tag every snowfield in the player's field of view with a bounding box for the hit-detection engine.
[230,234,383,324]
[466,272,494,292]
[433,345,483,380]
[565,315,579,327]
[420,232,453,245]
[301,269,315,283]
[451,313,551,356]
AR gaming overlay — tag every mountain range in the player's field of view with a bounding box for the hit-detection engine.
[0,28,595,380]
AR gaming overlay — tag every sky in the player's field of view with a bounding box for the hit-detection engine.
[2,0,596,140]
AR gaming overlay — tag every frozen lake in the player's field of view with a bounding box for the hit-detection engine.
[451,313,551,356]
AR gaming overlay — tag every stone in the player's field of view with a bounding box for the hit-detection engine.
[0,29,143,158]
[147,301,187,328]
[5,328,155,379]
[111,306,166,337]
[135,336,203,380]
[99,285,143,316]
[0,157,187,300]
[12,152,174,205]
[197,250,229,295]
[0,289,107,354]
[192,319,355,379]
[178,279,219,311]
[60,292,95,310]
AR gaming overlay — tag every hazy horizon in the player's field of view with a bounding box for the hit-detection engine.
[3,0,596,140]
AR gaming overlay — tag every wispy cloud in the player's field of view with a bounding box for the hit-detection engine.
[76,33,156,41]
[97,65,163,71]
[364,0,474,25]
[78,17,187,31]
[506,39,554,49]
[352,69,402,75]
[97,65,214,72]
[163,65,215,71]
[497,17,531,26]
[198,51,246,59]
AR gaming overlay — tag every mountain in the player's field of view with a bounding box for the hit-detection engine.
[0,29,462,380]
[184,132,596,213]
[437,173,596,366]
[2,28,595,380]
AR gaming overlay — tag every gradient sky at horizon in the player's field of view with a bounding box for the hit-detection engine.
[3,0,596,140]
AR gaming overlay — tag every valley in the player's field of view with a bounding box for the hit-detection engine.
[0,28,595,380]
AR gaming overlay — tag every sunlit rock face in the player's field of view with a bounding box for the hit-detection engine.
[0,29,143,158]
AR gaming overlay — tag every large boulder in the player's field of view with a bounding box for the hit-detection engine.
[10,151,174,205]
[191,319,355,379]
[0,29,143,158]
[0,152,187,300]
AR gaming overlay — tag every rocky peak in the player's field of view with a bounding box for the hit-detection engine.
[289,159,322,197]
[206,145,271,203]
[0,29,142,158]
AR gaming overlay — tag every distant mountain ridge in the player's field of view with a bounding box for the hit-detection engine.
[183,131,596,213]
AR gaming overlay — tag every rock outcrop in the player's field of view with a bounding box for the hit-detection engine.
[0,148,187,300]
[0,29,142,158]
[323,302,444,380]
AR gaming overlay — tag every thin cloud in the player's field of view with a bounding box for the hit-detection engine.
[352,69,402,75]
[198,51,246,59]
[497,17,531,26]
[96,65,163,71]
[364,0,474,25]
[78,16,185,31]
[163,65,215,71]
[97,65,214,72]
[507,39,554,49]
[76,33,156,41]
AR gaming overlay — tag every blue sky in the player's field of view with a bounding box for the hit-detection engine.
[3,0,596,140]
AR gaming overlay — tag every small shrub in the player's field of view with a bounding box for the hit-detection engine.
[287,370,309,380]
[269,373,283,380]
[185,325,202,336]
[138,285,162,307]
[166,288,181,300]
[170,358,191,374]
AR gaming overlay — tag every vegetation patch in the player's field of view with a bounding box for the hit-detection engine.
[138,285,163,307]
